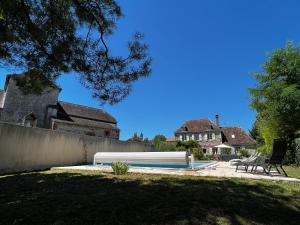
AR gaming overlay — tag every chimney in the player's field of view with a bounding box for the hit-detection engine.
[215,114,219,127]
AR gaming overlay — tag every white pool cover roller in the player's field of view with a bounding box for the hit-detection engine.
[93,151,189,166]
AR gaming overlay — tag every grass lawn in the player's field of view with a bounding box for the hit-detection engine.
[284,165,300,179]
[1,170,300,225]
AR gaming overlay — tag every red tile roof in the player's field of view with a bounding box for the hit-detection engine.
[175,119,220,133]
[166,138,176,142]
[221,126,256,146]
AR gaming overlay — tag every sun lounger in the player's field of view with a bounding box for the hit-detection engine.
[234,153,261,172]
[229,152,258,165]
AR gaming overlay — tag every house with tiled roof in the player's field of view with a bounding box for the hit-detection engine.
[0,74,119,139]
[175,115,256,154]
[166,138,176,143]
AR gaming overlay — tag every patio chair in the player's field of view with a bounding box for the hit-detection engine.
[234,153,261,172]
[252,139,288,176]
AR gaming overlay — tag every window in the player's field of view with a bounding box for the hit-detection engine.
[104,130,110,137]
[212,133,215,140]
[199,134,202,141]
[232,134,235,139]
[212,147,218,154]
[194,134,199,140]
[207,133,212,140]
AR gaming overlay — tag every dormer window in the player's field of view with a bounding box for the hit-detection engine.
[184,126,188,131]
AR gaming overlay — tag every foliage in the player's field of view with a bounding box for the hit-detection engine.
[155,141,177,152]
[111,162,129,175]
[175,146,186,152]
[283,149,294,165]
[192,148,204,160]
[202,155,215,161]
[239,149,250,158]
[176,140,199,149]
[152,135,166,146]
[128,132,144,142]
[255,117,280,154]
[249,118,264,146]
[249,42,300,162]
[293,134,300,166]
[220,148,231,155]
[150,136,201,152]
[0,0,151,104]
[184,140,199,149]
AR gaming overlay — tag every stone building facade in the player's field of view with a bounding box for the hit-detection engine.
[175,115,256,154]
[0,74,119,139]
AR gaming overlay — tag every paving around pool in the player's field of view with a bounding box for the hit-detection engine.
[52,161,300,182]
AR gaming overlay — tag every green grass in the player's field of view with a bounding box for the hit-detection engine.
[284,165,300,179]
[1,170,300,225]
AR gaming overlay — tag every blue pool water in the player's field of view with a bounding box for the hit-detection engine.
[99,161,215,170]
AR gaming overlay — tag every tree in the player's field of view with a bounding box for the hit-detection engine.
[176,140,198,149]
[152,135,166,146]
[0,0,151,104]
[249,118,264,147]
[249,42,300,161]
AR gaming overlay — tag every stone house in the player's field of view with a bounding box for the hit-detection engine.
[175,115,256,154]
[0,74,119,139]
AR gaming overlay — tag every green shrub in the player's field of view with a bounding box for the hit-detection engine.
[156,141,177,151]
[203,155,215,160]
[111,162,129,175]
[294,137,300,166]
[239,149,250,157]
[283,149,294,165]
[192,148,204,160]
[176,146,186,152]
[221,148,231,155]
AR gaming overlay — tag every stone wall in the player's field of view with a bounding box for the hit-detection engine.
[0,79,59,128]
[176,131,223,154]
[0,122,155,174]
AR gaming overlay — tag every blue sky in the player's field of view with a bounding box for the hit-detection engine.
[1,0,300,140]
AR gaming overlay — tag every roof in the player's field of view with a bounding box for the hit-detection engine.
[221,126,256,146]
[58,101,117,124]
[175,119,220,133]
[166,138,176,142]
[53,117,119,130]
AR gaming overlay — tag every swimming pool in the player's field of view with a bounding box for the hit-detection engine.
[98,160,215,170]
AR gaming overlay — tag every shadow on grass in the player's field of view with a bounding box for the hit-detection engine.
[0,171,300,225]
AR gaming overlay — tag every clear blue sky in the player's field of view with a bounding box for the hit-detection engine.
[1,0,300,140]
